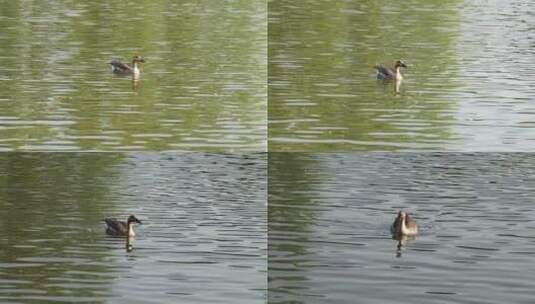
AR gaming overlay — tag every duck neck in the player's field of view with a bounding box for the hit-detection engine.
[132,61,140,75]
[128,223,136,237]
[400,217,408,234]
[395,66,403,80]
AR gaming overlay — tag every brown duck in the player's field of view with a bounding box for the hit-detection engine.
[391,211,418,237]
[374,60,407,80]
[104,215,142,237]
[109,56,146,76]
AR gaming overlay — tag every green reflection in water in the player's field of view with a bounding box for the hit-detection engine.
[0,1,266,151]
[269,0,462,151]
[0,153,122,301]
[268,153,322,303]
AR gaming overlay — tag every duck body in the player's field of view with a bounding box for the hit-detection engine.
[391,211,418,237]
[375,60,407,80]
[104,215,142,237]
[109,56,145,77]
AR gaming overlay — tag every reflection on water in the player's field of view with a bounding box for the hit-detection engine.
[0,1,266,151]
[269,0,535,151]
[394,234,417,259]
[126,237,134,253]
[0,153,266,303]
[269,153,535,304]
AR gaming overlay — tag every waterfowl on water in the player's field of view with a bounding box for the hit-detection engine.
[374,60,407,80]
[109,55,146,76]
[104,215,142,237]
[391,211,418,236]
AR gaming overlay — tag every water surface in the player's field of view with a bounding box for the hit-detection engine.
[0,153,266,303]
[0,1,266,151]
[269,153,535,303]
[269,0,535,151]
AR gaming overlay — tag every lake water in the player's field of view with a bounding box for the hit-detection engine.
[0,153,266,303]
[269,153,535,304]
[269,0,535,151]
[0,1,266,151]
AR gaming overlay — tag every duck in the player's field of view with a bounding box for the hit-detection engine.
[374,60,407,80]
[104,215,142,237]
[109,55,145,77]
[391,211,418,237]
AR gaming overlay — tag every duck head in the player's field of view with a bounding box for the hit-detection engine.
[127,215,142,225]
[132,55,145,64]
[395,60,407,68]
[400,210,415,222]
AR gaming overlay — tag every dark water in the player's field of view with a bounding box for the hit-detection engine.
[269,0,535,151]
[0,1,266,151]
[269,153,535,304]
[0,153,266,303]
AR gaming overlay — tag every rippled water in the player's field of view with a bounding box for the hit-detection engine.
[0,1,266,151]
[269,153,535,303]
[269,0,535,151]
[0,153,266,303]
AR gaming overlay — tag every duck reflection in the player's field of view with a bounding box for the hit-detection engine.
[126,236,134,252]
[394,78,402,94]
[393,234,417,258]
[132,78,140,91]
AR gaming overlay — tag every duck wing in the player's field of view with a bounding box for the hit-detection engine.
[374,64,395,80]
[390,215,401,234]
[109,60,132,73]
[405,215,418,231]
[104,218,128,235]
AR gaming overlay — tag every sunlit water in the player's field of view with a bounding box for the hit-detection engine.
[269,153,535,303]
[269,0,535,151]
[0,153,266,303]
[0,1,266,151]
